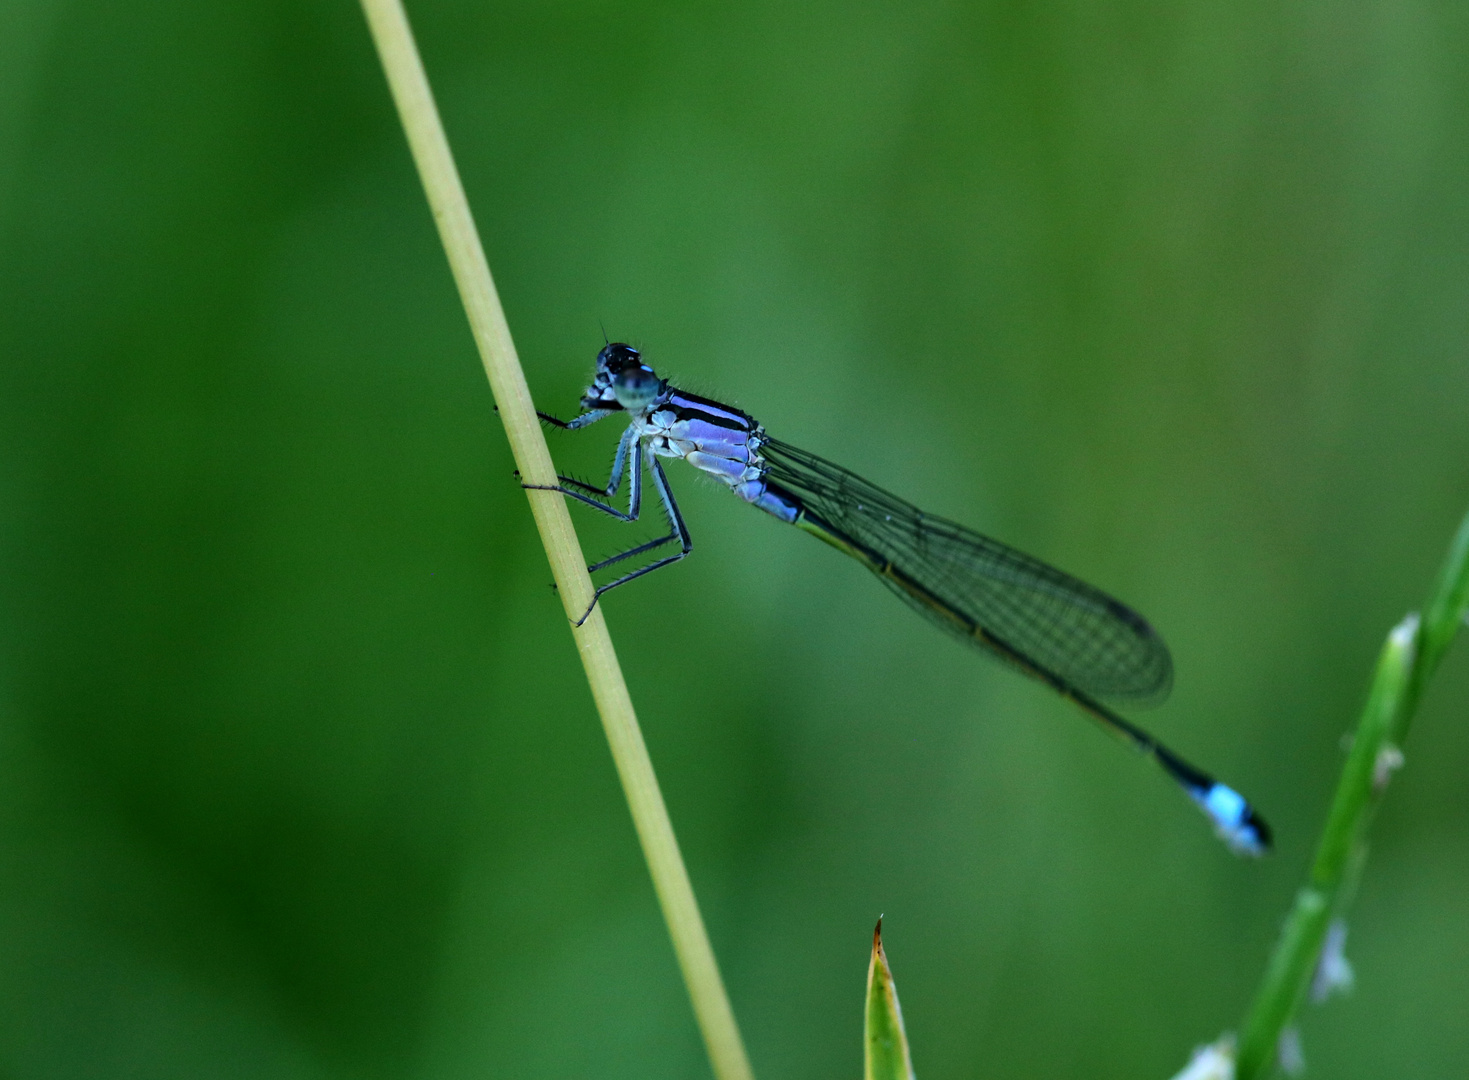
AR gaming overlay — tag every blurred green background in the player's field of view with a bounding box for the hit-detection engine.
[2,0,1467,1077]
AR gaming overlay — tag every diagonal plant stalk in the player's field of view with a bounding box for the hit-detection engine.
[1234,507,1469,1079]
[357,3,755,1078]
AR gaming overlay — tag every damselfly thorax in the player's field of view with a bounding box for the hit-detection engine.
[632,389,801,523]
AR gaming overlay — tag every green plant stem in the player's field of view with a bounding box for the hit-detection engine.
[1235,508,1469,1079]
[356,4,754,1078]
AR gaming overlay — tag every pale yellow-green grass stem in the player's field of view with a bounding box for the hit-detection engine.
[358,4,754,1077]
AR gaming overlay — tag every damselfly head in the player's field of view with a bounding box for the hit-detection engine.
[595,343,665,412]
[579,343,664,412]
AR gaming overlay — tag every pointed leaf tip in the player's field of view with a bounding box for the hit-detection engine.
[865,920,915,1080]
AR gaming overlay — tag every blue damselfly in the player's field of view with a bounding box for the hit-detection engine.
[529,343,1270,856]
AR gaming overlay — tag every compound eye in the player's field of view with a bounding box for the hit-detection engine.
[597,343,642,375]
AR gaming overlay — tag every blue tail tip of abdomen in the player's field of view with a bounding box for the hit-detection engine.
[1191,782,1272,857]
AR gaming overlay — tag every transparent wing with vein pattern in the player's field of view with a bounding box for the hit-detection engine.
[760,437,1173,705]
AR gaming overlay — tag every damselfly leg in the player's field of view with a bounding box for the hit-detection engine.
[527,412,693,624]
[536,408,614,431]
[525,424,640,515]
[573,457,691,622]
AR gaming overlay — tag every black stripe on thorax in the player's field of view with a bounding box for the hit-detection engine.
[664,389,758,431]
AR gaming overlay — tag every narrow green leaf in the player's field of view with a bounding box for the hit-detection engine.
[865,920,916,1080]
